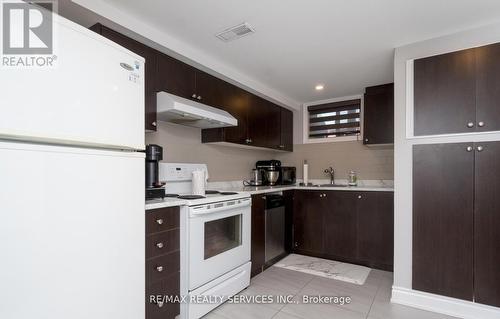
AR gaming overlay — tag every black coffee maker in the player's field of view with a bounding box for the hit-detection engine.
[145,144,165,200]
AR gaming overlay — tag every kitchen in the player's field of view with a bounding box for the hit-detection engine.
[1,1,499,319]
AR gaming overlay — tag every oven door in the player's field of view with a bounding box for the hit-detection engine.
[188,198,251,290]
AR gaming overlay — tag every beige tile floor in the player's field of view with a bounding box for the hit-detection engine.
[203,266,458,319]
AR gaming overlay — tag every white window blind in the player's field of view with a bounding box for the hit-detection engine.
[308,99,361,139]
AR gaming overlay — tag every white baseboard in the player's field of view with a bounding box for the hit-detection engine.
[391,286,500,319]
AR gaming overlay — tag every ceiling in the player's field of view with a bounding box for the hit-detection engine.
[64,0,500,108]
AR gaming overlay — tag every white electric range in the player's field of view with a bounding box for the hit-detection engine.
[159,163,252,319]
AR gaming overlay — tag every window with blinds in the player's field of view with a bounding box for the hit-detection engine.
[308,99,361,139]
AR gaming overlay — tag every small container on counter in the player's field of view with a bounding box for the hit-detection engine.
[348,170,358,186]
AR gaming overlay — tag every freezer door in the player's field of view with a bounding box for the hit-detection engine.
[0,10,144,150]
[0,142,145,319]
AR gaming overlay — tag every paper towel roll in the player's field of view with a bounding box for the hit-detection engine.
[303,163,309,185]
[192,170,206,196]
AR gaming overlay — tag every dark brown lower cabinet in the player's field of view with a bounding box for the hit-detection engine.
[413,143,474,301]
[474,142,500,307]
[292,190,393,271]
[145,206,180,319]
[251,194,266,277]
[413,142,500,307]
[357,191,394,270]
[323,191,358,261]
[293,190,325,254]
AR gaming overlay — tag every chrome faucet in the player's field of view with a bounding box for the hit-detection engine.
[324,167,335,184]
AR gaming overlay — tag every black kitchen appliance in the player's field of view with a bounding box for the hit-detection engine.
[256,160,281,186]
[145,144,165,200]
[278,166,296,185]
[264,194,285,262]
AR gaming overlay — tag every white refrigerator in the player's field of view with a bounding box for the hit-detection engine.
[0,7,145,319]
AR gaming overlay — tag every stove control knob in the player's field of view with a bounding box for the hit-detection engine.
[156,266,164,272]
[156,219,164,225]
[156,242,164,249]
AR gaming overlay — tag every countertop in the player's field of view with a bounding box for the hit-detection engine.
[145,197,188,210]
[231,184,394,195]
[145,182,393,210]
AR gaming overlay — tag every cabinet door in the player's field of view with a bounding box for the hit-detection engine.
[222,85,250,144]
[414,49,476,136]
[251,194,266,277]
[293,191,324,254]
[157,53,196,100]
[476,43,500,132]
[280,108,294,151]
[283,190,294,253]
[413,143,474,301]
[247,95,270,147]
[91,24,158,131]
[357,192,394,270]
[200,81,249,145]
[323,191,357,260]
[266,102,282,149]
[474,141,500,307]
[363,83,394,144]
[195,70,226,108]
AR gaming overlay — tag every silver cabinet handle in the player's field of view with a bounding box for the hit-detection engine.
[152,121,157,127]
[467,122,474,128]
[156,242,164,249]
[358,195,362,199]
[365,138,369,142]
[156,219,164,225]
[466,146,473,152]
[197,95,202,100]
[478,121,485,127]
[156,266,164,272]
[192,93,197,98]
[477,146,484,152]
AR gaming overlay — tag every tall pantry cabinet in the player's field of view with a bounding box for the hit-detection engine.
[412,41,500,308]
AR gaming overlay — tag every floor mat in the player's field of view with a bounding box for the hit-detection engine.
[274,254,371,285]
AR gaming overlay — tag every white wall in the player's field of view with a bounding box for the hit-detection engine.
[394,21,500,291]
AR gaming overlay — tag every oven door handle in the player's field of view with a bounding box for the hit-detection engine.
[189,199,250,217]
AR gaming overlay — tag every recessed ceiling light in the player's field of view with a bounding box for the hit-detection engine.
[315,84,324,91]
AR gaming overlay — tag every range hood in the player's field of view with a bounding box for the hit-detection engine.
[156,92,237,129]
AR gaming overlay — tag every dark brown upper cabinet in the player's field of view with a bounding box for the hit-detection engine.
[280,108,294,151]
[202,93,293,152]
[264,101,282,149]
[90,23,158,131]
[414,42,500,136]
[363,83,394,145]
[476,43,500,132]
[90,23,293,150]
[156,53,197,101]
[473,142,500,308]
[413,143,475,301]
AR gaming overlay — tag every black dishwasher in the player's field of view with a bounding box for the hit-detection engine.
[265,194,285,263]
